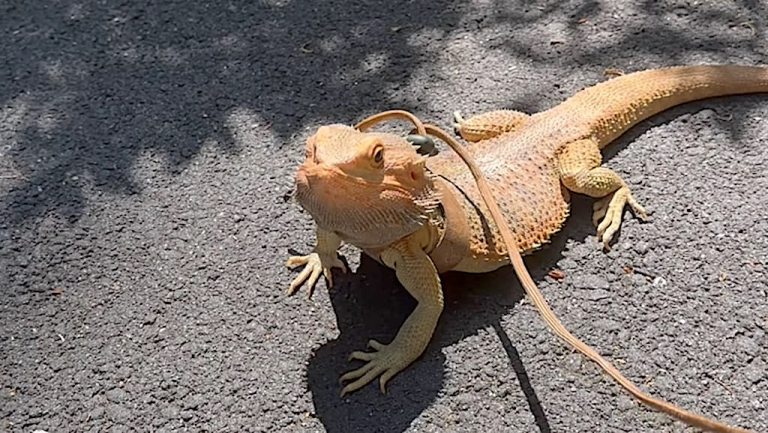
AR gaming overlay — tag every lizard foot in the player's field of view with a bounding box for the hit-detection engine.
[286,252,346,298]
[452,111,466,136]
[593,186,648,249]
[339,339,411,397]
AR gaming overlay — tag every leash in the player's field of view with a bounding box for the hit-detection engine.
[354,110,753,433]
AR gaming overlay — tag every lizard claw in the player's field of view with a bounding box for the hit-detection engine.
[286,252,346,298]
[339,339,409,397]
[594,187,648,249]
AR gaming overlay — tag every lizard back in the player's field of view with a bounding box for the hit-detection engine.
[427,65,768,270]
[427,123,572,271]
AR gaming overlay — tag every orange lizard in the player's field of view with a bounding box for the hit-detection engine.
[287,65,767,433]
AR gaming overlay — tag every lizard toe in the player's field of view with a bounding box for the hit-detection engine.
[592,197,610,227]
[286,252,345,296]
[340,365,385,397]
[339,340,410,397]
[339,359,376,383]
[594,187,646,249]
[368,339,386,350]
[627,194,649,221]
[286,256,320,296]
[348,351,376,362]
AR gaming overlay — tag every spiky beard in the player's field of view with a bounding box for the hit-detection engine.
[295,169,441,249]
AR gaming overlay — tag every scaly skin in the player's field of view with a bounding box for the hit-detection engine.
[286,65,768,430]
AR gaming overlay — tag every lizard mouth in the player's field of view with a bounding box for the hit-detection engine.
[294,162,356,212]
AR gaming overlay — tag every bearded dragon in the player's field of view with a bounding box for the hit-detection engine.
[286,65,767,433]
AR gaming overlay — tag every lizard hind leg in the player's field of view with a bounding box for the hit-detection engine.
[453,109,530,142]
[558,138,648,249]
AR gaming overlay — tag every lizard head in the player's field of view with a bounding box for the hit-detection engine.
[294,124,440,248]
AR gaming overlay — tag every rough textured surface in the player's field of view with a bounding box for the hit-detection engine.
[1,1,766,432]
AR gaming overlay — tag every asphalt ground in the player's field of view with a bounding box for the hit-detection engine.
[1,1,767,432]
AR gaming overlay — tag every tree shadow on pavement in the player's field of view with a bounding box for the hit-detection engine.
[4,0,763,235]
[0,0,472,302]
[0,0,468,230]
[490,0,765,68]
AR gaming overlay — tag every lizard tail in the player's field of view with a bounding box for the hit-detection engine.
[559,65,768,148]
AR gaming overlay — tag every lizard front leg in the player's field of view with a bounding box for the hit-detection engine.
[339,237,444,396]
[286,228,347,297]
[558,138,648,248]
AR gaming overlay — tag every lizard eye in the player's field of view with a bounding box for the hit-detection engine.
[371,145,384,166]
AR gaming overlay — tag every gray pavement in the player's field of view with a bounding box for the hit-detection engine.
[1,1,767,432]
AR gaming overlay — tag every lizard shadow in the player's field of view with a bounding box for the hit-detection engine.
[305,195,595,433]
